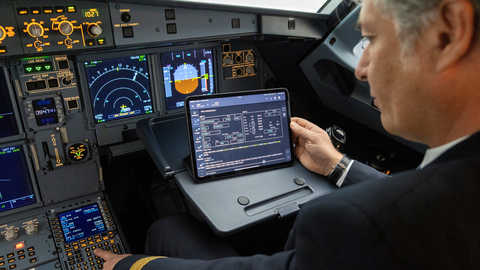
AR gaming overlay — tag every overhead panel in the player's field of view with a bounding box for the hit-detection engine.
[109,3,259,46]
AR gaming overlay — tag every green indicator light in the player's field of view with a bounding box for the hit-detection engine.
[25,67,33,73]
[35,66,42,71]
[44,63,52,70]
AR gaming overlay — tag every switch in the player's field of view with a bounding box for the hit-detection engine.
[166,23,176,34]
[67,100,79,110]
[165,9,175,20]
[232,18,240,29]
[58,60,69,70]
[48,79,59,88]
[122,27,134,38]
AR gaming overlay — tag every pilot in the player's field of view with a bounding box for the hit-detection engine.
[96,0,480,268]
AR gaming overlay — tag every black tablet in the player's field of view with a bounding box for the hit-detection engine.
[185,88,294,182]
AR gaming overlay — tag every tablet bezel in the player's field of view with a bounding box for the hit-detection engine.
[185,88,294,182]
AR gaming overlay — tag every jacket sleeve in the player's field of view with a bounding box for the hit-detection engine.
[341,160,390,187]
[113,250,295,270]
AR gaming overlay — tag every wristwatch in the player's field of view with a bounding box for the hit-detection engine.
[327,155,352,183]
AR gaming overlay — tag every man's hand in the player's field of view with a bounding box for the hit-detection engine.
[290,117,343,176]
[95,248,132,270]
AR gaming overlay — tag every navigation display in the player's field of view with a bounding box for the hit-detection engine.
[0,145,36,212]
[0,70,19,138]
[58,204,106,243]
[84,55,153,123]
[161,48,215,110]
[186,89,293,181]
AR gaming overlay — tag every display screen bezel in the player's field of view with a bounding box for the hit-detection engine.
[185,88,294,182]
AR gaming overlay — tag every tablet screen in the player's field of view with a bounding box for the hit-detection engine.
[186,88,293,181]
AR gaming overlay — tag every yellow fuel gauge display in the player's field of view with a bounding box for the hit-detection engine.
[67,143,89,162]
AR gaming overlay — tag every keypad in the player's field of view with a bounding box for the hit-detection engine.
[0,246,37,269]
[65,232,120,270]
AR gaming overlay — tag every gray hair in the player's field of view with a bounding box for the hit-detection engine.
[353,0,480,54]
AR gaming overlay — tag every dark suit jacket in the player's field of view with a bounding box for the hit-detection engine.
[115,132,480,269]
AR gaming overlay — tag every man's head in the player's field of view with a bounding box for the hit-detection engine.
[367,0,480,55]
[355,0,480,147]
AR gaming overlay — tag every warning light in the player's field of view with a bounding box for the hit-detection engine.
[15,242,25,249]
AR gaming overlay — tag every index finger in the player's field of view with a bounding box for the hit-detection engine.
[291,117,324,133]
[95,248,116,261]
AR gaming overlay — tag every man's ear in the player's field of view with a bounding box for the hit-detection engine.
[433,0,475,71]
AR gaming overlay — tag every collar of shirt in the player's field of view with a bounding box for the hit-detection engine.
[418,135,471,169]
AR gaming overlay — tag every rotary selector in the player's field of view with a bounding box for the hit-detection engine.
[25,223,38,235]
[87,24,102,37]
[27,22,44,38]
[5,229,18,241]
[59,21,74,36]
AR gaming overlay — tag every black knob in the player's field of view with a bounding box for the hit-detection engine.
[121,12,131,23]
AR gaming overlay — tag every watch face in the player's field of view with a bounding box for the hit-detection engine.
[67,143,89,162]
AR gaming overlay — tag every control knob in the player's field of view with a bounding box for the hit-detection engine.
[87,24,102,37]
[27,22,44,38]
[5,229,18,241]
[0,26,5,41]
[25,223,38,235]
[223,55,233,65]
[59,21,74,36]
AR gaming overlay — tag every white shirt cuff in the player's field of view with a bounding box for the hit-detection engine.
[335,160,354,187]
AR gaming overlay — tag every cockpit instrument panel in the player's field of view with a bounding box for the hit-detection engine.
[84,55,153,123]
[161,48,215,110]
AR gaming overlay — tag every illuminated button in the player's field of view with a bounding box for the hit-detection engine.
[43,7,53,14]
[0,261,4,266]
[86,39,95,46]
[28,252,35,256]
[17,8,28,15]
[94,235,100,239]
[81,243,87,248]
[9,264,17,269]
[17,250,24,255]
[30,7,41,14]
[88,241,94,245]
[7,254,13,258]
[15,242,25,250]
[67,6,76,13]
[18,255,25,260]
[0,46,7,54]
[8,259,15,263]
[27,247,34,252]
[102,236,108,241]
[65,248,72,252]
[67,252,73,257]
[96,38,106,45]
[96,239,101,243]
[30,258,37,263]
[55,6,65,13]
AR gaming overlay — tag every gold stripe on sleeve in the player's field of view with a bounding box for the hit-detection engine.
[130,256,167,270]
